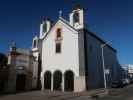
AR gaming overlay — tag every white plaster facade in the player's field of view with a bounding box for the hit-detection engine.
[31,6,121,92]
[41,19,86,92]
[41,20,79,77]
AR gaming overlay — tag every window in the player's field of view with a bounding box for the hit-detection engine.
[73,12,79,23]
[43,22,47,33]
[33,40,37,48]
[56,28,61,38]
[55,28,62,53]
[56,42,61,53]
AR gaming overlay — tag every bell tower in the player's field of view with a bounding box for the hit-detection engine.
[69,4,84,30]
[40,18,52,39]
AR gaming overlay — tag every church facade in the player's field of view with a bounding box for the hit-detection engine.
[32,6,121,92]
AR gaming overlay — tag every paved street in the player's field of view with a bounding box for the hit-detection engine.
[0,84,133,100]
[97,84,133,100]
[0,91,92,100]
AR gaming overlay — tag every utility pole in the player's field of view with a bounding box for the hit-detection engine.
[101,44,107,89]
[101,43,109,94]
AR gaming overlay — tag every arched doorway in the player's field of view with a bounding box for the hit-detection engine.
[44,71,51,90]
[53,71,62,91]
[64,70,74,91]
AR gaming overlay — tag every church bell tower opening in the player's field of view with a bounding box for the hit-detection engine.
[69,4,84,30]
[40,18,52,39]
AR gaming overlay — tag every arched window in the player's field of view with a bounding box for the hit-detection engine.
[56,28,61,39]
[73,12,79,23]
[43,22,47,33]
[33,40,37,48]
[55,28,62,53]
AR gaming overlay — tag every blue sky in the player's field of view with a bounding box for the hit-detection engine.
[0,0,132,65]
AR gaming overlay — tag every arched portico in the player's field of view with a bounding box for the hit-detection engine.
[53,70,62,91]
[42,69,75,92]
[64,70,74,91]
[44,71,51,90]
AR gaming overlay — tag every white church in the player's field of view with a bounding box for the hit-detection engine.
[32,5,121,92]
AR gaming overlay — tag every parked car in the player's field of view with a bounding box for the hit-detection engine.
[111,80,124,88]
[129,78,133,84]
[121,78,130,85]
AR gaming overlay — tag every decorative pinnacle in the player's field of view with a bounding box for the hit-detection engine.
[10,41,16,52]
[73,4,81,10]
[59,10,62,18]
[11,41,16,47]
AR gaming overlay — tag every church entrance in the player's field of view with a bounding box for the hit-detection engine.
[53,71,62,91]
[44,71,51,90]
[16,74,26,91]
[64,70,74,91]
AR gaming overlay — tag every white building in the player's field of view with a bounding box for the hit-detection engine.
[32,5,121,92]
[122,64,133,78]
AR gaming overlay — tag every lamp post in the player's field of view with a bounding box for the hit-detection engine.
[101,43,108,90]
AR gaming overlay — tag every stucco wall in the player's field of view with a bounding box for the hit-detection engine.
[41,20,79,77]
[103,45,120,82]
[84,31,120,89]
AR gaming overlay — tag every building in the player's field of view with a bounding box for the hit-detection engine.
[122,64,133,79]
[32,5,121,92]
[6,43,38,93]
[0,53,8,93]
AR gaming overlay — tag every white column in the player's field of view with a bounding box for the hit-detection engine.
[51,74,53,91]
[41,76,44,91]
[62,74,64,92]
